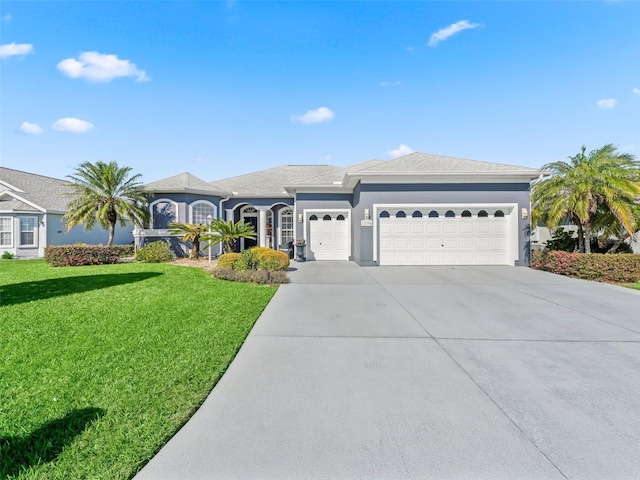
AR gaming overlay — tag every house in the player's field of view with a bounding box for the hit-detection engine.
[141,152,543,266]
[0,167,133,257]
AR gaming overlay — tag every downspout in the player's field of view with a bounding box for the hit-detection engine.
[218,195,230,257]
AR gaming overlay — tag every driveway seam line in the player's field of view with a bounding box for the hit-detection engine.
[362,267,569,479]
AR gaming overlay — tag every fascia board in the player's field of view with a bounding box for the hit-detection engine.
[344,171,543,188]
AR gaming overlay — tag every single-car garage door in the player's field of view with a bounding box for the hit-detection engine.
[378,207,513,265]
[308,212,349,260]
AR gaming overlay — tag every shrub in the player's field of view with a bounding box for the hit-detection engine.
[45,245,120,267]
[135,241,173,263]
[252,247,290,271]
[2,251,14,260]
[217,252,241,269]
[531,250,640,283]
[112,244,136,257]
[545,227,577,252]
[212,267,289,284]
[235,248,260,271]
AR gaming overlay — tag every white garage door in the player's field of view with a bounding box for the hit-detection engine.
[308,212,349,261]
[379,207,512,266]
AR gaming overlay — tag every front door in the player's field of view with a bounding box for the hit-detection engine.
[244,216,258,249]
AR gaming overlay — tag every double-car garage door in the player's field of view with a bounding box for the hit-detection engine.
[378,206,514,266]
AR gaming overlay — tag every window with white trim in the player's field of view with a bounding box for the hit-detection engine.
[191,202,215,225]
[0,217,12,246]
[279,208,293,245]
[20,217,36,246]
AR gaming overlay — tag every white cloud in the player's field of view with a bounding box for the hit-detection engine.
[633,88,640,95]
[19,122,43,135]
[428,20,480,47]
[292,106,335,124]
[57,51,150,82]
[0,43,34,59]
[52,117,95,133]
[388,144,414,158]
[596,98,617,109]
[2,13,12,23]
[380,81,402,87]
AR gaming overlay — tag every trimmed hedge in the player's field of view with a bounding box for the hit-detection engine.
[252,247,290,271]
[135,241,173,263]
[112,244,135,257]
[45,245,120,267]
[217,252,241,269]
[212,267,289,285]
[531,250,640,283]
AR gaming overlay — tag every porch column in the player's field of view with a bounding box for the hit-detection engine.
[225,209,234,221]
[258,208,267,247]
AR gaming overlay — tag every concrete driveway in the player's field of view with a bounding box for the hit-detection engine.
[136,262,640,480]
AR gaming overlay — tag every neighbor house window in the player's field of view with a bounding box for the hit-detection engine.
[0,217,12,246]
[191,202,215,225]
[19,217,36,246]
[279,208,294,245]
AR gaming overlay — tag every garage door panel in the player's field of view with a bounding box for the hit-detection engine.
[379,207,512,266]
[308,213,349,261]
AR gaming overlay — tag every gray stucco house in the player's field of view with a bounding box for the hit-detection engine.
[142,152,542,266]
[0,167,133,257]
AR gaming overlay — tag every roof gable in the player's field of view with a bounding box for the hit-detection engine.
[145,172,228,196]
[0,167,70,212]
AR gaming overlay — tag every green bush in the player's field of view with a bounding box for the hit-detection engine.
[252,247,290,271]
[531,250,640,283]
[135,241,173,263]
[45,245,120,267]
[212,267,289,284]
[2,251,14,260]
[217,252,241,269]
[112,244,135,257]
[545,227,577,252]
[235,248,260,271]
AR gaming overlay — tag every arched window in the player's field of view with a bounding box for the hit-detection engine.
[190,201,215,225]
[462,210,471,217]
[309,215,318,221]
[494,210,505,218]
[379,210,390,218]
[445,210,455,218]
[396,210,406,218]
[151,199,177,229]
[336,214,345,220]
[412,210,423,218]
[428,210,439,218]
[478,210,488,218]
[323,214,332,220]
[279,208,294,244]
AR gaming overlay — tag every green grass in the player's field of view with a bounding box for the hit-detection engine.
[0,260,276,479]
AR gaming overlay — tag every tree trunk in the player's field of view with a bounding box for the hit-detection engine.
[584,224,592,254]
[108,221,115,246]
[191,238,200,259]
[577,225,585,253]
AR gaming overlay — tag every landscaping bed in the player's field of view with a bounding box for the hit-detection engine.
[0,260,276,479]
[531,250,640,284]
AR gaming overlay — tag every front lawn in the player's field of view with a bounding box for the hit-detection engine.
[0,260,276,479]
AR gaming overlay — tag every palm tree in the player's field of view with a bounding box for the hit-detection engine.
[203,219,256,253]
[64,161,149,246]
[169,222,209,258]
[532,145,640,253]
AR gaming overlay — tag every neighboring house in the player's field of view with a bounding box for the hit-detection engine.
[531,224,640,253]
[141,152,543,266]
[0,167,133,257]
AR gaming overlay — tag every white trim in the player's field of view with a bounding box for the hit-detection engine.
[0,215,13,248]
[303,208,351,261]
[0,190,46,213]
[149,198,179,228]
[278,207,294,246]
[188,200,217,225]
[18,216,38,247]
[372,203,518,263]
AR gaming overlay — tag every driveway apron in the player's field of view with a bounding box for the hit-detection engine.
[136,262,640,480]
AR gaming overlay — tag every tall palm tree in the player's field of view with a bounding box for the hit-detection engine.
[64,161,150,246]
[169,222,208,258]
[203,219,256,253]
[532,145,640,253]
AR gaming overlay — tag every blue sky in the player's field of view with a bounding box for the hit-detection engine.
[1,1,638,183]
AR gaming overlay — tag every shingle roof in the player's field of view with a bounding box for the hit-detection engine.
[357,152,540,174]
[293,159,386,185]
[0,167,71,212]
[0,196,40,212]
[213,165,339,196]
[145,172,228,196]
